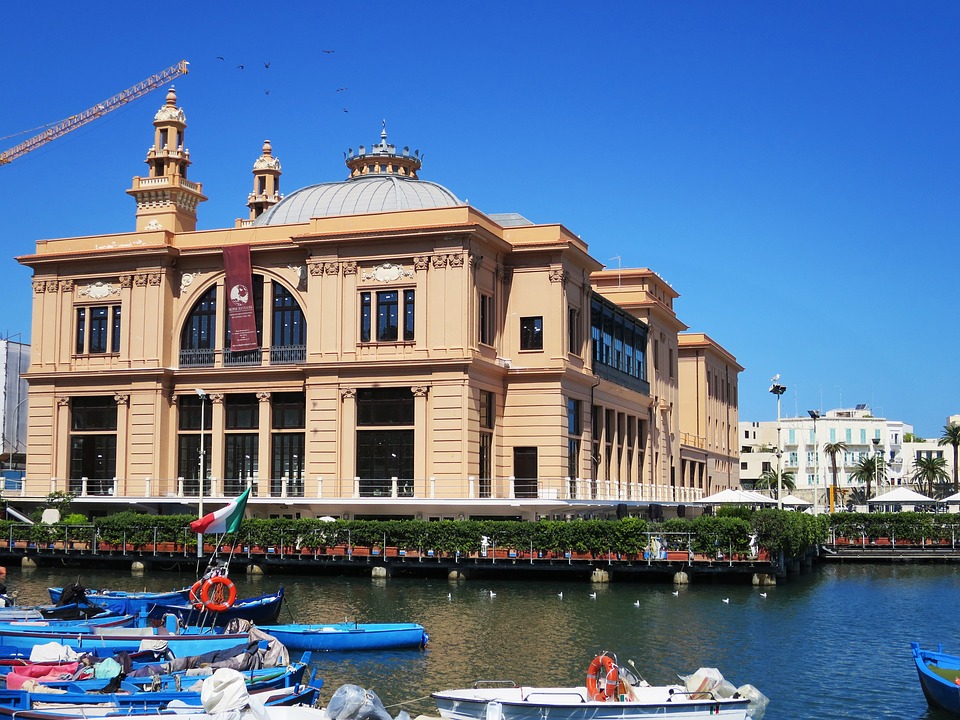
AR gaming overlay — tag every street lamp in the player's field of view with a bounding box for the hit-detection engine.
[769,376,787,510]
[871,437,882,499]
[808,410,820,515]
[195,388,207,558]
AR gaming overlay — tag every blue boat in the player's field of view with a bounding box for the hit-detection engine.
[48,585,190,617]
[146,588,285,626]
[911,642,960,715]
[255,622,428,652]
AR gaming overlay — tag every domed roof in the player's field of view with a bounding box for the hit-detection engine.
[253,125,463,226]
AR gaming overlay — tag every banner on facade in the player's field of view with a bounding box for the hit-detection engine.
[223,244,258,351]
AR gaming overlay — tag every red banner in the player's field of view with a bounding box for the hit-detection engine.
[223,244,258,351]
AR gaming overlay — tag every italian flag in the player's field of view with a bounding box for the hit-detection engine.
[190,487,251,534]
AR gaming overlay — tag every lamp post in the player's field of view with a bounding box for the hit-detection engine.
[769,376,787,510]
[195,388,207,558]
[871,437,882,500]
[808,410,820,515]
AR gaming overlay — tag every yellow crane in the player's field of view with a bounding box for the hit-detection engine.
[0,60,189,166]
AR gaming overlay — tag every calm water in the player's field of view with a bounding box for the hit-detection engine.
[6,562,959,720]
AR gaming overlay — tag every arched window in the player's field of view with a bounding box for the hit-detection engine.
[180,286,217,367]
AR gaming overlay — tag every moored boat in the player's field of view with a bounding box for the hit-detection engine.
[911,642,960,715]
[147,588,284,626]
[255,621,428,652]
[48,585,191,617]
[432,652,767,720]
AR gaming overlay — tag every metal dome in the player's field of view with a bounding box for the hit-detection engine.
[253,174,463,226]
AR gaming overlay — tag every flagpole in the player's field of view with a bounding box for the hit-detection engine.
[196,388,207,560]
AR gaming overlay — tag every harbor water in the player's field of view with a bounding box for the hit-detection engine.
[6,562,957,720]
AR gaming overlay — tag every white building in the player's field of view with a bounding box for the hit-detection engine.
[740,406,911,508]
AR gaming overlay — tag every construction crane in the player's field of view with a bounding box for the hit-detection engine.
[0,60,189,166]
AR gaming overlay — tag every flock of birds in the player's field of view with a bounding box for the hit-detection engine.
[213,52,349,109]
[447,590,770,602]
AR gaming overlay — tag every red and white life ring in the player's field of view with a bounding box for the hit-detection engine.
[586,653,619,702]
[200,576,237,612]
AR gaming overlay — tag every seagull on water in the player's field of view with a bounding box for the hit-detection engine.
[672,591,679,597]
[722,598,730,604]
[557,592,563,599]
[633,600,640,607]
[489,590,496,598]
[760,592,767,598]
[589,592,597,599]
[447,593,452,601]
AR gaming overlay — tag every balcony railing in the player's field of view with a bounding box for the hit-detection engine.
[179,345,307,369]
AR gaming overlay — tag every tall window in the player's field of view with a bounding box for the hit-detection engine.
[520,316,543,350]
[177,394,211,498]
[590,295,648,390]
[180,287,217,366]
[479,390,495,498]
[513,447,538,498]
[568,306,581,355]
[356,388,414,497]
[272,392,305,497]
[225,394,259,494]
[567,397,582,494]
[360,290,416,343]
[69,397,118,493]
[479,293,494,345]
[75,305,121,355]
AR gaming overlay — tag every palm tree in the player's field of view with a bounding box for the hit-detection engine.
[823,441,847,501]
[850,455,885,501]
[938,423,960,494]
[754,468,795,497]
[912,456,949,498]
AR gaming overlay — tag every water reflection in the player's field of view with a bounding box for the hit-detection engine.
[6,562,956,719]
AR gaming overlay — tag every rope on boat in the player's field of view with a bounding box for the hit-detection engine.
[383,694,435,709]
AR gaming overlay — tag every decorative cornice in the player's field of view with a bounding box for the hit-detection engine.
[120,275,133,289]
[448,253,464,268]
[57,396,70,407]
[341,388,356,401]
[33,280,46,294]
[308,262,323,277]
[78,281,120,299]
[469,253,483,270]
[134,274,148,287]
[431,255,448,269]
[256,391,271,402]
[147,272,162,286]
[45,280,58,293]
[411,385,429,397]
[342,260,357,275]
[60,280,73,293]
[413,256,429,271]
[114,393,129,406]
[209,393,224,404]
[324,261,340,275]
[549,268,565,283]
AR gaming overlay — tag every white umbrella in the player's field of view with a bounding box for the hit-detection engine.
[698,489,776,505]
[780,494,812,507]
[941,491,960,504]
[867,487,936,504]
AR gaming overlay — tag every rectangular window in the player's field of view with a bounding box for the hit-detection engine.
[111,307,122,353]
[75,308,86,354]
[272,392,305,429]
[788,429,796,445]
[403,289,415,341]
[668,348,674,379]
[845,428,852,443]
[875,429,881,440]
[360,292,372,342]
[568,306,581,354]
[809,429,815,444]
[479,294,493,345]
[520,316,543,350]
[480,390,494,430]
[567,398,581,435]
[513,446,538,498]
[860,428,867,444]
[740,461,748,470]
[89,306,108,353]
[226,394,259,430]
[830,428,836,443]
[377,291,399,341]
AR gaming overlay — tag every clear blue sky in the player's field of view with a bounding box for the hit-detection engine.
[2,2,957,437]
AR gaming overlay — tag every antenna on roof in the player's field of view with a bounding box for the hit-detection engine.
[609,255,622,286]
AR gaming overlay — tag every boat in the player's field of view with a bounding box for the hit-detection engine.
[432,653,768,720]
[147,588,285,626]
[911,642,960,715]
[0,614,136,634]
[255,621,428,652]
[48,585,191,617]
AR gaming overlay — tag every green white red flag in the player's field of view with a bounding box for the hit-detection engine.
[190,487,250,534]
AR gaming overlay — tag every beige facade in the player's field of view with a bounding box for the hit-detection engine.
[15,91,742,520]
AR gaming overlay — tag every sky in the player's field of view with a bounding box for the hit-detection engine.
[1,2,958,437]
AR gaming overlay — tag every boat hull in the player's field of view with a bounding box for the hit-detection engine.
[147,588,284,626]
[912,642,960,715]
[433,686,751,720]
[256,622,427,651]
[0,626,250,658]
[48,587,190,617]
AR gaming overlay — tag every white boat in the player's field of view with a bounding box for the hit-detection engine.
[432,653,768,720]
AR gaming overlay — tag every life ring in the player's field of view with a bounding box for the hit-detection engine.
[200,576,237,612]
[586,653,619,702]
[188,581,204,610]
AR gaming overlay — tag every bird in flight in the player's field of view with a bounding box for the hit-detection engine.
[322,49,335,53]
[336,87,348,92]
[216,56,225,61]
[237,64,244,70]
[264,61,271,68]
[265,90,271,95]
[343,108,349,113]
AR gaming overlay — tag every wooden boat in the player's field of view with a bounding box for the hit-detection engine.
[48,586,190,617]
[911,642,960,715]
[255,621,428,652]
[433,653,768,720]
[0,614,136,634]
[146,588,285,626]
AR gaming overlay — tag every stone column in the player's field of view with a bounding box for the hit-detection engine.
[257,392,271,496]
[340,388,357,482]
[412,385,429,494]
[114,393,129,495]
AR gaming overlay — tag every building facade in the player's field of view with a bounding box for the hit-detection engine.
[16,89,742,520]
